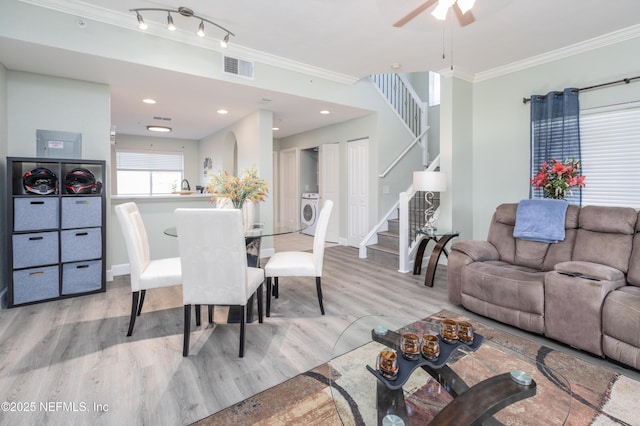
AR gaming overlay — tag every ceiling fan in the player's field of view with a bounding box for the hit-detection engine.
[394,0,476,28]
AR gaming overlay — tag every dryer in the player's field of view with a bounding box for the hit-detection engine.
[301,193,319,236]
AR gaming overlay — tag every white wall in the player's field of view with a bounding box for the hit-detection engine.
[198,110,275,251]
[467,36,640,240]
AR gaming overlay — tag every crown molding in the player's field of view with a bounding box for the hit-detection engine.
[474,24,640,83]
[19,0,359,85]
[438,66,474,82]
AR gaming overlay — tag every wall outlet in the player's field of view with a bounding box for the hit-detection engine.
[383,185,390,194]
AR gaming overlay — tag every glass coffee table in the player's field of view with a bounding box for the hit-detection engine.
[329,315,571,425]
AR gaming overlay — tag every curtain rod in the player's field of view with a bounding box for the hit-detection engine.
[522,75,640,104]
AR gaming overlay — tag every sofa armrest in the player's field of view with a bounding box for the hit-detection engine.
[451,240,500,262]
[554,260,625,282]
[448,241,500,305]
[545,261,628,356]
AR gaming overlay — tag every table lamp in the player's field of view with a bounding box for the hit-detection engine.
[413,171,448,235]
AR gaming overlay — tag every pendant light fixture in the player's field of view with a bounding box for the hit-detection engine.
[130,6,234,48]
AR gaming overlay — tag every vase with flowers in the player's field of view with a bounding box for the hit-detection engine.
[531,158,585,200]
[206,167,268,208]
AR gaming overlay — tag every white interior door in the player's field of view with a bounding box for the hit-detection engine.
[347,138,369,247]
[319,143,340,243]
[278,148,299,228]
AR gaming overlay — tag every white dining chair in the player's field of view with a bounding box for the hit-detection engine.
[175,208,264,357]
[114,202,182,337]
[264,199,333,316]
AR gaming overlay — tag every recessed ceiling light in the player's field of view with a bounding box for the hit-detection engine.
[320,110,330,115]
[217,109,228,114]
[147,125,172,132]
[143,98,157,104]
[272,127,280,131]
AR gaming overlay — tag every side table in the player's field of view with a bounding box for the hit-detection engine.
[413,230,459,287]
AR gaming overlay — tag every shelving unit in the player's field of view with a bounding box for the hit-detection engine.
[7,157,106,307]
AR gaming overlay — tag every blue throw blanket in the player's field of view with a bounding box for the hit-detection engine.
[513,199,568,243]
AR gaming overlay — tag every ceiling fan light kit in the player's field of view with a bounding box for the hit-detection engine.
[394,0,476,27]
[129,6,234,48]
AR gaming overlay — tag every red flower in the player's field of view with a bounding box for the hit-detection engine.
[532,158,585,199]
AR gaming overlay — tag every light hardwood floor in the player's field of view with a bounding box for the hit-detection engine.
[0,233,637,425]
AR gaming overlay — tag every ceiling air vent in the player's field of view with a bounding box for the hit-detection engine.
[223,56,254,79]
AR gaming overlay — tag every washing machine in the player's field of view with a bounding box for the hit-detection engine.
[301,193,319,236]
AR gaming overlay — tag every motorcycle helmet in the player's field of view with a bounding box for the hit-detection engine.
[64,168,102,194]
[23,167,58,195]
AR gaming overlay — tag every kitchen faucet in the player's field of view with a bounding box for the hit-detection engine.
[181,179,191,191]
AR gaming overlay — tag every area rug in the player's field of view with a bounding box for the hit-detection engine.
[193,310,639,425]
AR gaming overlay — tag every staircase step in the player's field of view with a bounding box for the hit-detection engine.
[376,231,399,250]
[367,244,399,269]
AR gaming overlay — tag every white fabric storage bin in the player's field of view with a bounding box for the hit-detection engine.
[12,231,59,269]
[62,260,102,295]
[60,227,102,262]
[61,197,102,229]
[14,197,59,231]
[12,265,60,305]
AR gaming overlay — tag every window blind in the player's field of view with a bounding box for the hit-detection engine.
[116,150,183,171]
[580,102,640,208]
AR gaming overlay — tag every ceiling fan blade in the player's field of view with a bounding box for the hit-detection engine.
[393,0,439,27]
[453,3,476,27]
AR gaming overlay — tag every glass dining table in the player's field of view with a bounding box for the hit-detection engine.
[164,222,306,323]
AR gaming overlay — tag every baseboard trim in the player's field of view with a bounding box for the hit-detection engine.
[109,263,130,281]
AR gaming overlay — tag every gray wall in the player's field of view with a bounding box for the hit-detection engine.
[0,64,7,299]
[278,78,424,239]
[463,36,640,241]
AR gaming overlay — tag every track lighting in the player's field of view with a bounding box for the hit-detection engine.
[130,6,234,47]
[136,13,148,30]
[220,33,230,48]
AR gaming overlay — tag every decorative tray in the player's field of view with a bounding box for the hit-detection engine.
[367,333,483,390]
[172,191,194,195]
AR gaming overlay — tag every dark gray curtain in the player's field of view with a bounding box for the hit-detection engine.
[530,88,582,204]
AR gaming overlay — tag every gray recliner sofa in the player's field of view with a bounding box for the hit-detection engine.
[448,202,640,370]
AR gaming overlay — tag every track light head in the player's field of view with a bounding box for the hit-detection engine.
[220,33,230,48]
[136,13,148,30]
[197,20,205,37]
[167,13,176,31]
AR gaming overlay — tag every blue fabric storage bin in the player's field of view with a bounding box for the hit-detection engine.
[13,265,60,305]
[60,227,102,262]
[12,231,59,269]
[14,197,59,231]
[62,260,102,295]
[61,197,102,229]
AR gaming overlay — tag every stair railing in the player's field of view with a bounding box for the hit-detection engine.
[398,156,440,272]
[371,73,429,174]
[359,155,441,272]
